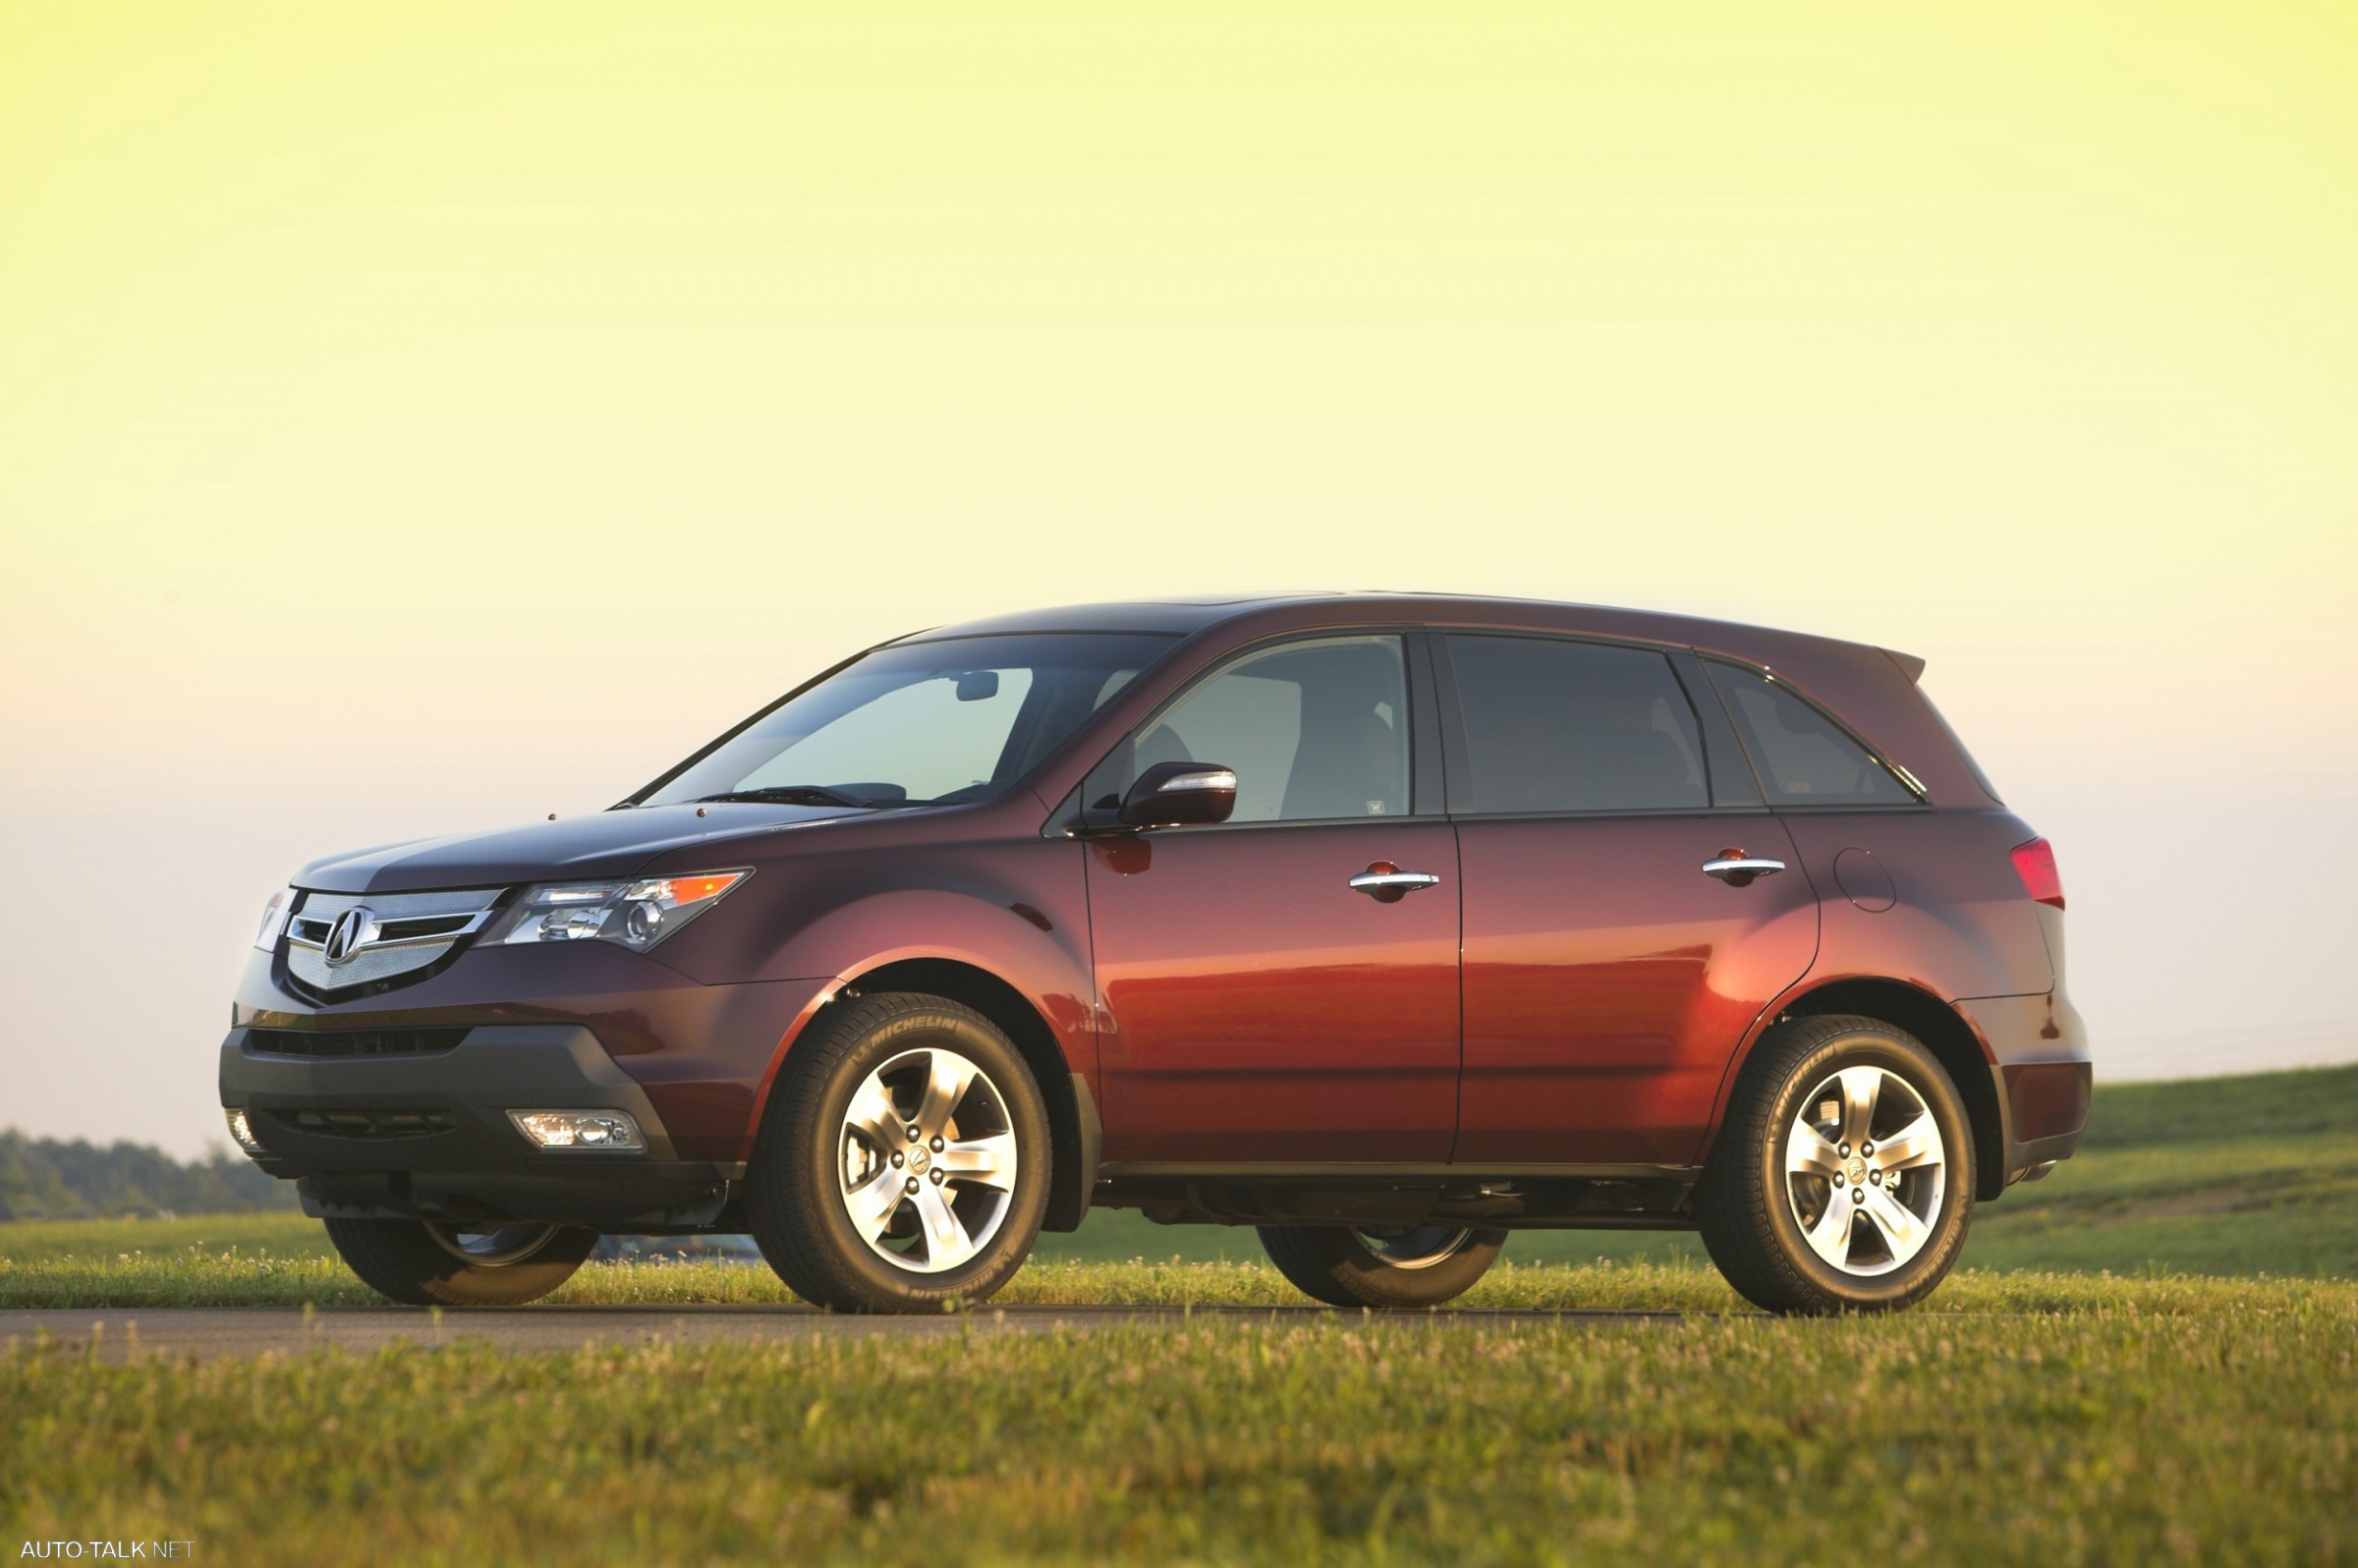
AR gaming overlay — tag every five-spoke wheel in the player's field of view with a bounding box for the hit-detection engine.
[836,1046,1023,1274]
[748,991,1051,1313]
[324,1216,598,1306]
[1260,1221,1507,1308]
[1782,1065,1948,1276]
[1698,1013,1974,1314]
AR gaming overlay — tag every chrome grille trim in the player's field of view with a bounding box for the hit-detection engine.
[284,887,506,993]
[285,911,496,954]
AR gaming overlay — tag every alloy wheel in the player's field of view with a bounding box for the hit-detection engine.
[1354,1225,1477,1270]
[423,1221,563,1267]
[1783,1065,1948,1276]
[836,1045,1020,1273]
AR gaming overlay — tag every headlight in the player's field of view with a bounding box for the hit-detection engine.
[253,888,297,950]
[485,870,749,952]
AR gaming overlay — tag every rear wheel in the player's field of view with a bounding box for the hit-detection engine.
[1259,1223,1507,1308]
[746,992,1051,1314]
[1697,1014,1974,1314]
[323,1217,598,1307]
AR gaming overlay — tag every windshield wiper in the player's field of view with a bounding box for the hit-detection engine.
[695,785,899,810]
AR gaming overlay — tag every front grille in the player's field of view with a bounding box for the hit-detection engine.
[284,887,505,997]
[268,1108,460,1140]
[248,1028,470,1058]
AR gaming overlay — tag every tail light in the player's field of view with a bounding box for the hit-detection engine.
[2010,837,2064,909]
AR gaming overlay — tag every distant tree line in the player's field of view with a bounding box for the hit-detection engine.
[0,1130,297,1220]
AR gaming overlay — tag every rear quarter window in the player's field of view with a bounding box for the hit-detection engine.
[1706,662,1918,807]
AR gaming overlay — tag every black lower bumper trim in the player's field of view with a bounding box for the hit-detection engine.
[221,1023,747,1228]
[297,1169,746,1231]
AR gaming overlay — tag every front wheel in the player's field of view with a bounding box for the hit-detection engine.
[323,1217,598,1307]
[1697,1014,1975,1315]
[746,992,1051,1314]
[1259,1223,1507,1308]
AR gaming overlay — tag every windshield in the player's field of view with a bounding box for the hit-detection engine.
[637,633,1176,810]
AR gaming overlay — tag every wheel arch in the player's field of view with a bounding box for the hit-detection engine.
[814,956,1097,1232]
[1743,977,2008,1203]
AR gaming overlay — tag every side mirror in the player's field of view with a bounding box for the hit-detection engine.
[1119,761,1238,828]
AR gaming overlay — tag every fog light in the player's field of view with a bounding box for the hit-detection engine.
[225,1107,265,1157]
[507,1109,646,1151]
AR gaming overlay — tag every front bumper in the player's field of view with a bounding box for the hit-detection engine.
[221,1024,747,1231]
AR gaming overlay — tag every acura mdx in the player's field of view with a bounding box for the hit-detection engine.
[221,595,2090,1314]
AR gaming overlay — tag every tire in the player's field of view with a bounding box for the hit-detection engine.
[745,992,1051,1314]
[323,1217,598,1307]
[1258,1223,1507,1309]
[1697,1013,1975,1315]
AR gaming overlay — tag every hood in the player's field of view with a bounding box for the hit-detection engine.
[293,802,865,894]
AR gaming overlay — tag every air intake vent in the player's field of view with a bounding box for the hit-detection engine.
[248,1028,469,1057]
[268,1108,460,1139]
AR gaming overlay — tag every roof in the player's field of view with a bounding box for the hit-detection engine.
[895,595,1337,640]
[900,592,1917,677]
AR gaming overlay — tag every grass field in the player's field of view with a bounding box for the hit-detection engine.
[6,1280,2353,1564]
[4,1066,2353,1564]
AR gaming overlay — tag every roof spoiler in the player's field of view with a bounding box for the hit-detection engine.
[1881,647,1927,684]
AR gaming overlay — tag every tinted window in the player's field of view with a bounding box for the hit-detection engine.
[642,634,1174,809]
[1100,636,1410,822]
[1707,663,1916,806]
[1446,637,1707,813]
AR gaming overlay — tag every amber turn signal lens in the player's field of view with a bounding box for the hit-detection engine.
[645,873,741,905]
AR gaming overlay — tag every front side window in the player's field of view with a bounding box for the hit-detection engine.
[640,634,1175,810]
[1093,635,1410,823]
[1446,636,1708,814]
[1707,662,1917,806]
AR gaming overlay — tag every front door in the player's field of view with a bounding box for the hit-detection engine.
[1438,633,1820,1166]
[1086,633,1461,1164]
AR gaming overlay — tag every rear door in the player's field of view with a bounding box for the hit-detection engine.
[1440,633,1819,1166]
[1085,631,1462,1164]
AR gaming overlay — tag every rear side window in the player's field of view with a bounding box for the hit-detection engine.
[1445,636,1707,813]
[1707,663,1917,806]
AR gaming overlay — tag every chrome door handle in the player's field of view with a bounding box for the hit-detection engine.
[1349,865,1442,902]
[1702,855,1786,886]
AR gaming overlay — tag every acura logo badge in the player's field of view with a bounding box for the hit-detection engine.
[323,907,378,966]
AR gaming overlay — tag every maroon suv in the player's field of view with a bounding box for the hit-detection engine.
[222,594,2089,1314]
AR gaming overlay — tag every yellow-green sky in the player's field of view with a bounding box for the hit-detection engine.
[3,1,2354,1153]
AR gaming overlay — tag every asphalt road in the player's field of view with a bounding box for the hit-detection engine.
[4,1304,1683,1361]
